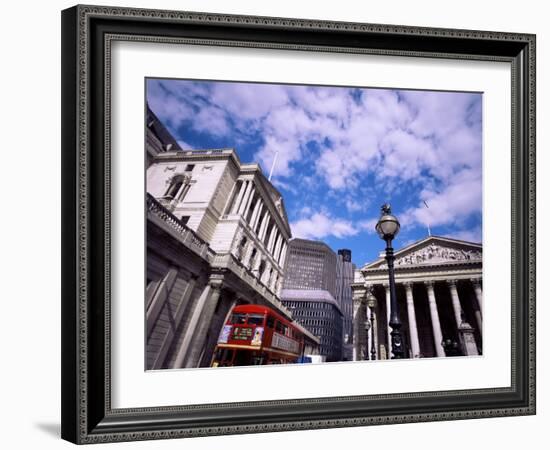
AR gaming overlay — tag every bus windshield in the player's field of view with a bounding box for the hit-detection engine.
[247,314,265,325]
[230,313,247,324]
[230,312,265,325]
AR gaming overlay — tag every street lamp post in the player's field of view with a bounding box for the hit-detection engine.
[375,203,404,359]
[364,320,371,360]
[366,292,377,360]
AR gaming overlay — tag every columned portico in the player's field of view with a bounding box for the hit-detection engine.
[383,283,391,358]
[425,281,445,357]
[352,299,363,361]
[471,278,483,332]
[237,180,254,215]
[230,180,247,214]
[404,282,420,358]
[367,303,379,360]
[447,279,464,328]
[351,236,483,360]
[173,276,224,368]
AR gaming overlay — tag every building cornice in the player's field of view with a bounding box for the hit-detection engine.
[362,259,482,274]
[152,148,242,167]
[361,235,482,271]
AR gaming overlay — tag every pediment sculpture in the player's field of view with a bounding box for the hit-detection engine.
[398,243,481,265]
[376,242,481,269]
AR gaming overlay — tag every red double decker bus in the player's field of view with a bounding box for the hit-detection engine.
[211,304,312,367]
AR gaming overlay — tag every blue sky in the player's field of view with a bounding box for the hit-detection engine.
[147,78,482,267]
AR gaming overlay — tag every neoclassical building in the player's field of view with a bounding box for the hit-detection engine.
[145,116,309,368]
[351,236,483,360]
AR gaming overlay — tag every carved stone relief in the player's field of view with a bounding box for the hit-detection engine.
[378,243,482,268]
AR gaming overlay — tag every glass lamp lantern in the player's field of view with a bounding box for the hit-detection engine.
[375,203,400,241]
[366,292,377,310]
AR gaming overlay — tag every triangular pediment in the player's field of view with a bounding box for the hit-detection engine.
[362,236,482,271]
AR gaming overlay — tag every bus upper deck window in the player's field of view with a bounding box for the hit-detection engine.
[247,314,265,326]
[266,316,275,328]
[231,313,247,324]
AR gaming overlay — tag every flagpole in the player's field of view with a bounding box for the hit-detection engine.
[268,150,279,182]
[423,201,432,237]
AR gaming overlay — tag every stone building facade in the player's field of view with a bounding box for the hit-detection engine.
[281,239,344,362]
[145,120,301,368]
[351,236,483,361]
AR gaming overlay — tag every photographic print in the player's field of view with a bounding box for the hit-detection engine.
[62,7,535,442]
[145,78,483,369]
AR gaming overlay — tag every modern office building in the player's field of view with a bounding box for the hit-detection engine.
[351,236,483,360]
[145,106,320,369]
[336,249,355,361]
[281,239,344,362]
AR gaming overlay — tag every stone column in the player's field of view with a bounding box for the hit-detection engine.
[146,267,177,326]
[278,238,285,262]
[242,188,256,219]
[425,281,446,357]
[230,180,247,214]
[404,282,420,358]
[272,230,281,255]
[447,280,464,329]
[249,198,263,227]
[267,227,278,253]
[367,304,379,360]
[253,203,264,231]
[352,298,363,361]
[174,180,189,202]
[183,278,224,368]
[173,278,223,368]
[384,284,392,359]
[258,211,270,240]
[471,278,483,332]
[273,234,283,260]
[237,181,253,215]
[151,276,197,369]
[278,242,288,268]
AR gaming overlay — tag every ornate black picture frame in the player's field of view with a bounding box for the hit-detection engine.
[61,4,536,444]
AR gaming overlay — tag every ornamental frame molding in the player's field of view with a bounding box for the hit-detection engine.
[61,4,535,444]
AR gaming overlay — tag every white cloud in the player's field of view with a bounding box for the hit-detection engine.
[290,212,358,240]
[400,168,482,229]
[445,225,482,244]
[311,89,482,200]
[192,105,231,137]
[148,80,482,239]
[176,140,194,149]
[357,218,379,235]
[211,82,289,121]
[256,135,303,177]
[147,81,194,132]
[378,128,437,180]
[344,198,364,213]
